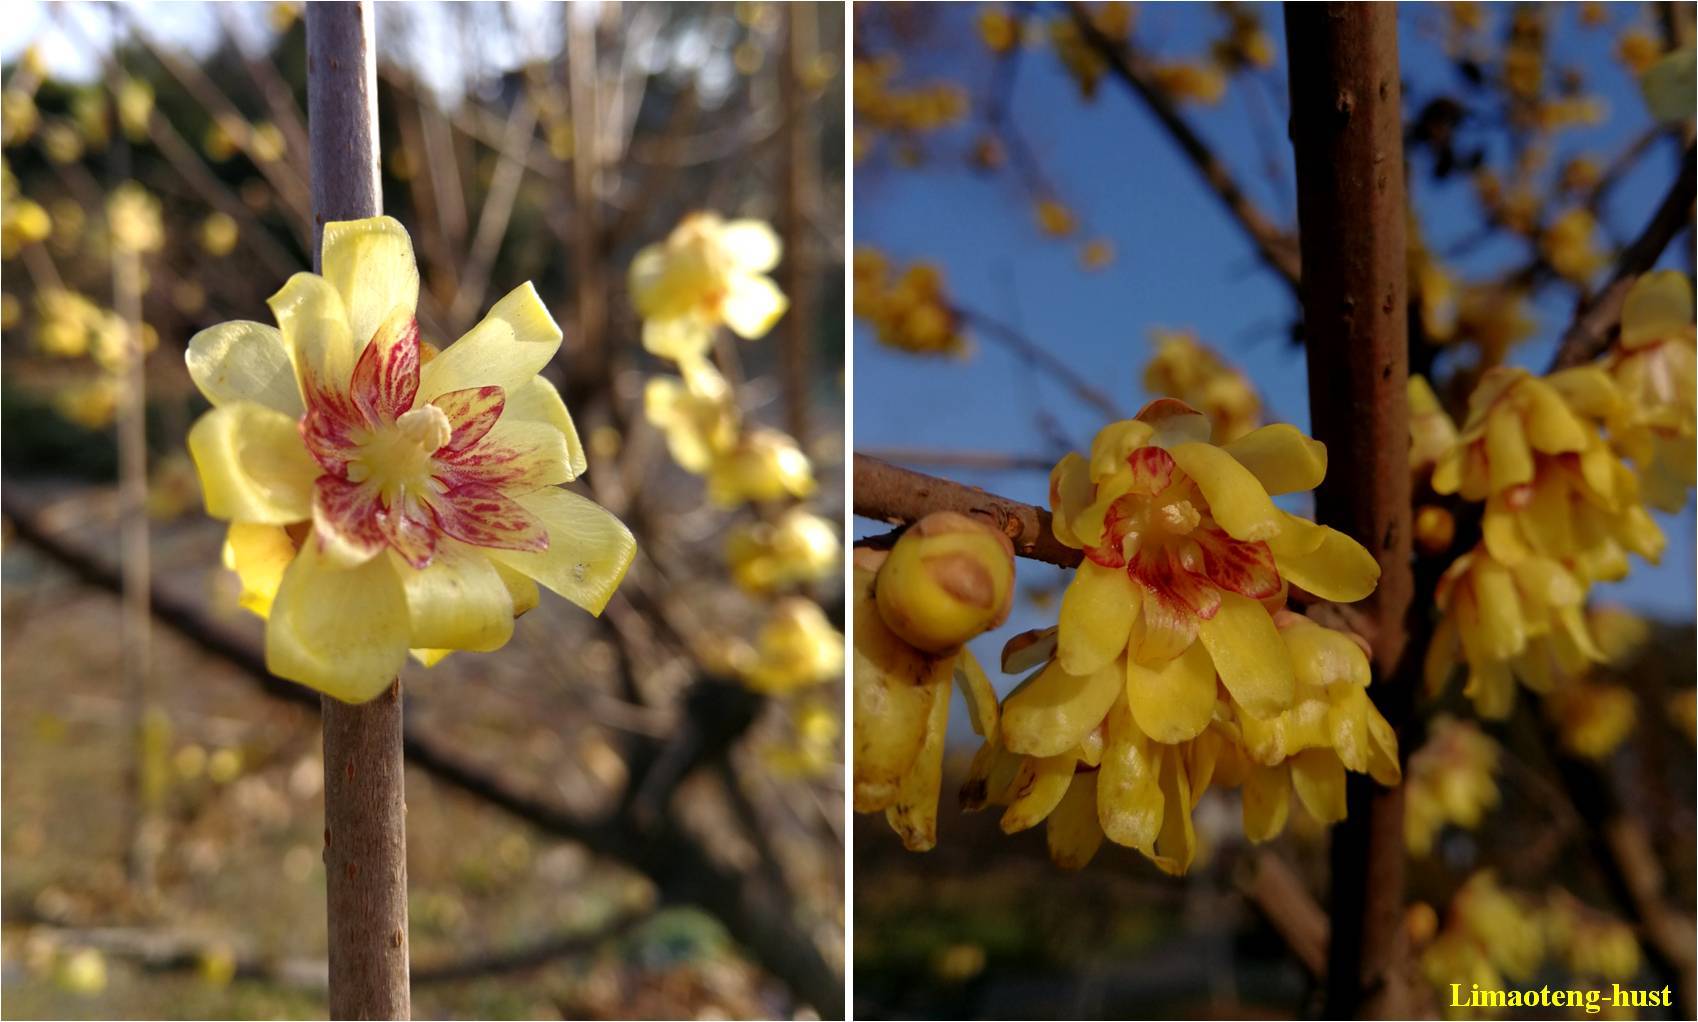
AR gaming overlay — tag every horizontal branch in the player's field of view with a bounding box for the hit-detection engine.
[1552,142,1696,371]
[852,454,1081,567]
[856,447,1055,473]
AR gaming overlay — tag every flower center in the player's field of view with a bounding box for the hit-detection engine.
[345,403,451,504]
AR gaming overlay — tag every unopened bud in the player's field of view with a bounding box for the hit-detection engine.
[1414,504,1456,555]
[874,511,1015,653]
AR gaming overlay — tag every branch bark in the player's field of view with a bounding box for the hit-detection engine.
[1283,7,1417,1018]
[779,3,815,444]
[306,6,411,1018]
[851,454,1081,567]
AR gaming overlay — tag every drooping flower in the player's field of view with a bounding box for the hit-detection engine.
[853,250,968,357]
[725,508,840,594]
[1142,330,1261,442]
[628,212,788,362]
[643,356,740,474]
[705,428,816,507]
[1404,715,1500,857]
[1408,375,1459,476]
[739,597,845,695]
[1546,891,1643,982]
[1048,399,1378,732]
[1605,270,1696,512]
[187,216,634,701]
[1420,872,1546,1005]
[853,515,1011,851]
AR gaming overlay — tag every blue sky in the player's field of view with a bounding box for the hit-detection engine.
[852,3,1695,709]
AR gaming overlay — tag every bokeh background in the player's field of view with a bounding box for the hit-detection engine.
[1,2,845,1019]
[851,3,1694,1018]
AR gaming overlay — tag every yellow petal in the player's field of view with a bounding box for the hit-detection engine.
[187,401,318,523]
[456,418,571,492]
[1282,616,1371,689]
[1047,452,1092,548]
[1125,639,1216,743]
[1241,763,1290,842]
[1271,523,1380,602]
[1517,381,1590,455]
[1621,270,1694,348]
[410,648,452,668]
[1088,419,1155,480]
[1484,405,1534,493]
[265,538,408,702]
[720,219,782,273]
[960,736,1022,812]
[419,283,563,401]
[852,576,948,811]
[1289,749,1347,822]
[642,315,714,361]
[1001,656,1123,758]
[268,271,354,395]
[1046,770,1104,870]
[1151,747,1197,873]
[1057,559,1137,675]
[223,522,296,617]
[954,647,999,739]
[485,488,635,615]
[1222,424,1327,495]
[1001,626,1058,674]
[394,542,515,653]
[1469,559,1527,661]
[186,320,303,416]
[1196,591,1294,719]
[884,671,950,851]
[1167,441,1281,541]
[721,273,789,339]
[493,560,540,617]
[319,216,419,352]
[503,376,588,479]
[1097,697,1163,852]
[999,754,1075,834]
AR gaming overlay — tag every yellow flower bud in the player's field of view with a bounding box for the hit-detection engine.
[1414,505,1456,555]
[874,511,1014,653]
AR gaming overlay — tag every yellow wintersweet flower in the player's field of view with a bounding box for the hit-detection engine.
[53,377,121,429]
[108,182,164,254]
[853,516,1011,851]
[725,507,839,594]
[643,356,739,474]
[1035,198,1077,237]
[1546,680,1636,760]
[1048,399,1378,730]
[855,253,968,356]
[1404,715,1500,857]
[740,597,844,694]
[1,195,51,257]
[186,216,633,702]
[705,428,815,507]
[1148,60,1228,105]
[1546,892,1642,982]
[1426,549,1600,718]
[116,76,153,139]
[200,212,240,257]
[629,212,788,362]
[978,8,1020,54]
[1143,330,1261,442]
[1606,270,1695,511]
[1542,207,1605,283]
[1421,872,1546,1013]
[1455,285,1536,367]
[1408,375,1459,476]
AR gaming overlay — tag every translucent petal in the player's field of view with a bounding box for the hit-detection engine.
[222,522,296,617]
[1167,441,1281,541]
[419,283,563,401]
[1221,424,1327,495]
[319,216,420,356]
[265,538,408,702]
[1001,656,1123,758]
[953,648,1000,739]
[720,219,782,272]
[438,419,571,494]
[268,272,354,399]
[1196,590,1294,719]
[1046,771,1104,870]
[484,488,636,615]
[187,401,318,523]
[1057,560,1137,675]
[1126,639,1216,743]
[186,320,302,416]
[721,273,789,339]
[394,542,515,653]
[503,376,588,479]
[884,670,950,851]
[1290,749,1347,823]
[641,315,714,361]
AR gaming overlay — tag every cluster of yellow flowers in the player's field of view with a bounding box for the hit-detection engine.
[860,397,1400,872]
[189,216,635,701]
[1046,4,1134,101]
[1403,715,1500,857]
[1422,272,1692,721]
[1409,228,1537,368]
[852,248,968,356]
[852,54,968,164]
[1415,873,1642,1015]
[632,212,841,770]
[1141,329,1261,442]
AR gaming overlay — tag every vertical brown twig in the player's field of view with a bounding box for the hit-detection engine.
[306,5,411,1018]
[1284,6,1416,1018]
[567,5,605,378]
[778,3,814,444]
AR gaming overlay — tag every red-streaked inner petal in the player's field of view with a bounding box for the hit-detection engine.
[377,490,438,568]
[1126,446,1176,495]
[313,474,387,558]
[301,398,363,476]
[350,311,420,425]
[1191,528,1282,600]
[429,483,549,553]
[431,386,506,455]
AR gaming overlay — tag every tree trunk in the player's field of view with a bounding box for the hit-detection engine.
[1284,5,1417,1017]
[306,4,411,1018]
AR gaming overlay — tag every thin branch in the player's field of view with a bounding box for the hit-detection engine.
[856,447,1055,473]
[955,306,1125,422]
[851,454,1081,567]
[1068,2,1302,291]
[1236,852,1327,979]
[1551,143,1696,370]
